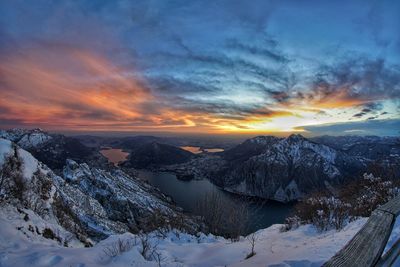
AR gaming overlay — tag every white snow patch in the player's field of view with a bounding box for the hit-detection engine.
[17,148,39,181]
[0,205,368,267]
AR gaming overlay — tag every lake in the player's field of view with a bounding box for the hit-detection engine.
[180,146,225,154]
[101,148,294,233]
[100,148,129,166]
[136,170,294,233]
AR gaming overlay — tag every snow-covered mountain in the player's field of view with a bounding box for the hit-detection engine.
[0,128,110,171]
[0,138,199,244]
[0,128,52,149]
[0,131,399,266]
[312,135,400,160]
[206,134,368,202]
[0,138,371,266]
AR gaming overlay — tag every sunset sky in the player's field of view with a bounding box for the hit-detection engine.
[0,0,399,136]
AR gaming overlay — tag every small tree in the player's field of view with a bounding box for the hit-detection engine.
[195,191,249,240]
[103,238,136,258]
[245,232,259,259]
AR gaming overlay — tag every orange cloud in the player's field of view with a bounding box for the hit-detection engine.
[0,45,156,128]
[1,44,389,134]
[0,45,304,134]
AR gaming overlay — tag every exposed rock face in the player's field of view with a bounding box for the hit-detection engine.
[0,138,199,243]
[0,128,52,149]
[207,134,367,202]
[0,128,109,171]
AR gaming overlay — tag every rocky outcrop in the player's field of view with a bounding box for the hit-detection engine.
[0,128,52,149]
[213,134,368,202]
[0,128,109,171]
[0,138,200,243]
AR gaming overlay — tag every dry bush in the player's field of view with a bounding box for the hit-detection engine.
[0,149,25,202]
[52,196,92,246]
[280,215,301,232]
[245,232,259,259]
[140,208,196,237]
[103,238,136,258]
[42,228,62,243]
[341,173,400,217]
[195,191,249,240]
[284,173,400,232]
[138,232,160,261]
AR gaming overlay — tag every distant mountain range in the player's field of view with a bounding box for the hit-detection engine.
[1,128,399,203]
[156,134,400,202]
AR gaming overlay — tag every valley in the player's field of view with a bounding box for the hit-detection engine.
[0,128,399,266]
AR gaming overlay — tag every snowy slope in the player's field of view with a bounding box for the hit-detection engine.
[0,138,199,242]
[0,206,368,267]
[0,128,52,149]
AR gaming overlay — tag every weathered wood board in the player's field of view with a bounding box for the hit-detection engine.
[323,210,396,267]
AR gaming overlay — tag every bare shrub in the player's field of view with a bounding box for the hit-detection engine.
[195,191,224,234]
[285,173,400,231]
[42,228,62,243]
[103,238,136,258]
[345,173,400,217]
[138,232,160,261]
[153,250,166,267]
[52,196,91,246]
[0,148,25,202]
[280,215,301,232]
[245,232,259,259]
[195,191,249,240]
[140,208,197,237]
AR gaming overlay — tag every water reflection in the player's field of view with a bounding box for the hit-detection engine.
[100,148,129,166]
[136,170,293,233]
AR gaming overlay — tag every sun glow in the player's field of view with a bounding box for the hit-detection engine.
[0,44,397,134]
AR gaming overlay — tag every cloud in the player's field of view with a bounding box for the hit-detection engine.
[0,0,399,135]
[298,119,400,136]
[225,38,289,63]
[276,57,400,110]
[0,44,154,128]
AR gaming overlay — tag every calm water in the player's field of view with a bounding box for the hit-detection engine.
[137,170,294,233]
[100,148,294,232]
[180,146,203,154]
[203,148,224,153]
[100,148,129,166]
[180,146,225,154]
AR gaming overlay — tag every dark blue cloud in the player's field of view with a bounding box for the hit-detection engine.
[299,119,400,136]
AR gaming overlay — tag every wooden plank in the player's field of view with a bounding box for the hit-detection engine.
[376,237,400,267]
[377,195,400,216]
[323,210,395,267]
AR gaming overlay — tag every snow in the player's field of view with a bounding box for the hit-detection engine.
[17,132,52,149]
[0,138,40,181]
[17,147,39,181]
[0,204,369,267]
[0,129,52,149]
[0,138,13,167]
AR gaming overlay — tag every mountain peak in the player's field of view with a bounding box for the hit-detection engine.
[286,134,306,142]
